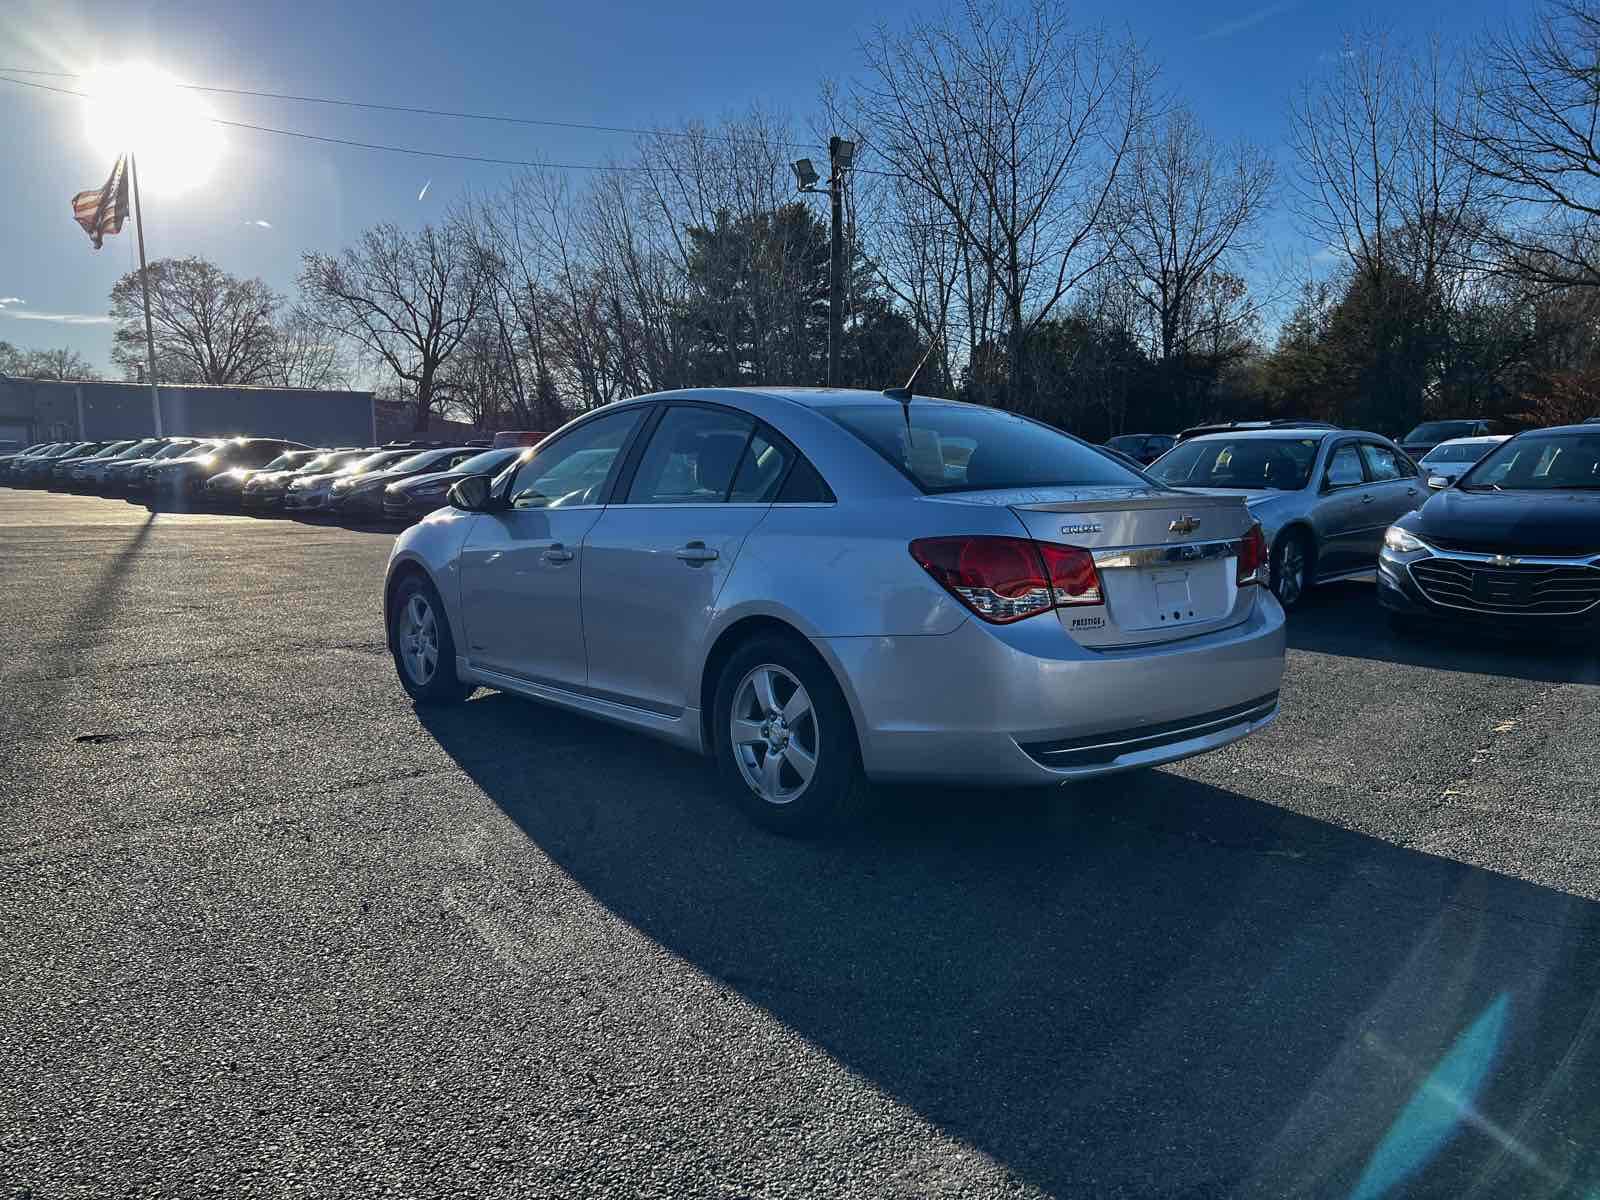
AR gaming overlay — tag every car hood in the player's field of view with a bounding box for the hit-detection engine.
[1408,488,1600,555]
[390,467,466,493]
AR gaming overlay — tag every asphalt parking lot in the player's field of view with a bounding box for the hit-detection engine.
[4,489,1600,1199]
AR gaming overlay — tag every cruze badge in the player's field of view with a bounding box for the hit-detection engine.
[1169,515,1201,535]
[1490,553,1519,566]
[1060,522,1103,536]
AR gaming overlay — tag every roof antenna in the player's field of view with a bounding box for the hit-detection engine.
[883,325,943,436]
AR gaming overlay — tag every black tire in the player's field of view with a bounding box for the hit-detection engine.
[1270,530,1314,610]
[711,633,863,837]
[389,574,473,706]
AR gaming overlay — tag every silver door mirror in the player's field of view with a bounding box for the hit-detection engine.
[1426,474,1450,490]
[447,474,496,512]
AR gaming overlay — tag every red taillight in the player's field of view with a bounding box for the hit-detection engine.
[909,536,1103,624]
[1237,522,1267,586]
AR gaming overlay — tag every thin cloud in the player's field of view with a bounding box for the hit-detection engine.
[0,297,22,306]
[0,306,113,325]
[1200,0,1298,40]
[418,179,431,202]
[249,219,272,229]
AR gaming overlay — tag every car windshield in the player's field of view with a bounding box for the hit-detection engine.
[1405,421,1476,442]
[176,443,221,461]
[1422,442,1495,464]
[827,403,1142,493]
[116,440,164,459]
[87,442,135,459]
[150,442,197,460]
[1107,435,1146,452]
[342,450,412,475]
[450,448,517,476]
[1147,436,1321,490]
[387,448,460,474]
[1460,432,1600,490]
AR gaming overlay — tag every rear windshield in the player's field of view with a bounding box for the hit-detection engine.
[826,403,1142,493]
[1405,421,1475,442]
[1421,442,1495,464]
[1148,436,1322,491]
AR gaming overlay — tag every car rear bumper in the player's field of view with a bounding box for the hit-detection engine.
[819,592,1286,785]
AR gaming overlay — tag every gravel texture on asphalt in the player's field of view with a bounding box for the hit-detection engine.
[3,489,1599,1199]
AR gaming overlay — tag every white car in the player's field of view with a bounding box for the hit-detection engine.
[1419,435,1512,488]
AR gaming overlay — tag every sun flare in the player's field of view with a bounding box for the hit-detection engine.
[83,64,222,194]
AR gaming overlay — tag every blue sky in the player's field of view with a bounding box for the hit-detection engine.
[0,0,1523,374]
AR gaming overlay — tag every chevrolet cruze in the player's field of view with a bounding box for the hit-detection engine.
[384,388,1286,834]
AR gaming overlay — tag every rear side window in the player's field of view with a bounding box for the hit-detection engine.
[1325,445,1365,487]
[776,456,834,503]
[625,406,754,504]
[1358,443,1405,481]
[826,403,1141,493]
[728,429,793,503]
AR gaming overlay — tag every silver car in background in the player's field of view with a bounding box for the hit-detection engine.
[1148,427,1424,609]
[384,388,1286,834]
[1417,434,1512,488]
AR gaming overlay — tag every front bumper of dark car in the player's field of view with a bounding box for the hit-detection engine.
[1378,545,1600,634]
[382,491,447,522]
[330,485,388,516]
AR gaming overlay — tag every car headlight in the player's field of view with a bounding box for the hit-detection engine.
[1384,525,1427,553]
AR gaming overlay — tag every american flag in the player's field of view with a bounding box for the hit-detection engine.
[72,156,129,250]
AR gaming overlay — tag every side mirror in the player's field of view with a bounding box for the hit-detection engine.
[447,474,498,512]
[1427,475,1450,490]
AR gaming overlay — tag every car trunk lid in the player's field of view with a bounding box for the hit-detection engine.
[959,485,1259,648]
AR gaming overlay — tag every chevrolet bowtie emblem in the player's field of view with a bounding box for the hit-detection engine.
[1489,553,1519,566]
[1169,515,1201,535]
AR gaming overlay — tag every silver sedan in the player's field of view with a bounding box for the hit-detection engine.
[384,388,1286,834]
[1148,427,1425,609]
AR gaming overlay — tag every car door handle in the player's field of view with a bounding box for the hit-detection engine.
[675,541,719,564]
[1362,494,1375,503]
[542,543,574,564]
[1407,487,1418,496]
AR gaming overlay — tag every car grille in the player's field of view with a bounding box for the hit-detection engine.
[1409,558,1600,616]
[1424,534,1600,558]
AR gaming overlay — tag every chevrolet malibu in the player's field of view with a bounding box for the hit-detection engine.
[384,388,1286,834]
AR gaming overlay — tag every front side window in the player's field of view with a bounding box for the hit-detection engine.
[1358,443,1405,481]
[1325,445,1365,488]
[1148,437,1321,491]
[828,403,1140,493]
[510,407,643,509]
[625,406,754,504]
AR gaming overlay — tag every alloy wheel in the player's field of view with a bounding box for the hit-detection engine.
[1277,539,1306,607]
[398,594,439,686]
[729,664,819,806]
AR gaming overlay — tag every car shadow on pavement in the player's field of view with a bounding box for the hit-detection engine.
[1287,581,1598,685]
[419,693,1600,1199]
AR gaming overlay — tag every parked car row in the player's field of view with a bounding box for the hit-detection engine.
[0,434,527,525]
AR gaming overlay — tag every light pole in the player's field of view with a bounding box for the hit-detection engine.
[792,137,854,387]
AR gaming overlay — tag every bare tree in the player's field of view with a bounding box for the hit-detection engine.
[1453,0,1600,289]
[1288,30,1483,296]
[299,220,489,431]
[855,0,1154,410]
[0,342,101,380]
[109,256,280,385]
[264,307,347,390]
[1109,105,1275,362]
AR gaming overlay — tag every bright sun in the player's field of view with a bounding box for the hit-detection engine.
[83,65,222,194]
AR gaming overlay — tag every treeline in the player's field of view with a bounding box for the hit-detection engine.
[80,0,1600,438]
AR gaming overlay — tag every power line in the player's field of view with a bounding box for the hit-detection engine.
[0,72,901,180]
[0,64,824,153]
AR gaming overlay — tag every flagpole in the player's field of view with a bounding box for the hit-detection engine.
[128,152,163,437]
